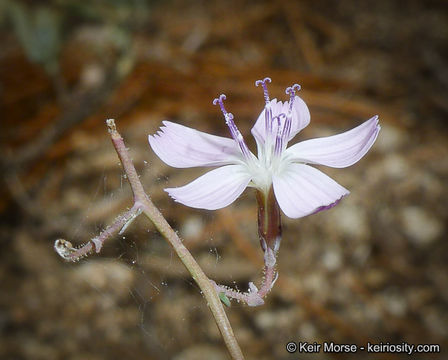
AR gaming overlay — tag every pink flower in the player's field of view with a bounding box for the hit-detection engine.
[149,78,380,219]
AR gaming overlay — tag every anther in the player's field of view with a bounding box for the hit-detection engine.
[285,83,301,113]
[255,77,272,104]
[213,94,230,116]
[285,83,301,96]
[213,93,252,161]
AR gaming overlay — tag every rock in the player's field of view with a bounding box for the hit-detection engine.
[374,123,406,152]
[172,345,227,360]
[423,307,448,337]
[381,154,409,179]
[400,207,443,246]
[70,260,135,298]
[298,322,317,340]
[181,216,204,239]
[321,246,342,271]
[381,288,407,317]
[254,309,297,331]
[330,204,370,240]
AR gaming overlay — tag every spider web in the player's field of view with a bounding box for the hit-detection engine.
[72,163,232,358]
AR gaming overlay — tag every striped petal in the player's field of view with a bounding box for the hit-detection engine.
[165,165,252,210]
[149,121,241,168]
[251,96,310,145]
[284,116,380,168]
[273,164,349,219]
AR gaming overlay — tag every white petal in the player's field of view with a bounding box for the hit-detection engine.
[149,121,241,168]
[251,98,281,145]
[251,96,310,145]
[285,116,380,168]
[165,165,252,210]
[273,164,349,219]
[287,96,311,140]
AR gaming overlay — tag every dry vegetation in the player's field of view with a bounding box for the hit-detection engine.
[1,1,447,359]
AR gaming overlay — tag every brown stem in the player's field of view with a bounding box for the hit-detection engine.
[55,119,244,359]
[213,247,278,306]
[256,188,282,252]
[212,189,282,306]
[106,120,244,359]
[54,205,140,261]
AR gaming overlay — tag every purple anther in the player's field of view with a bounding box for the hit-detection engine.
[213,93,234,128]
[285,83,301,113]
[255,77,272,104]
[213,94,229,117]
[213,93,252,161]
[285,83,301,96]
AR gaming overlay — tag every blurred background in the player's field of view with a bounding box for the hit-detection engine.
[1,0,447,359]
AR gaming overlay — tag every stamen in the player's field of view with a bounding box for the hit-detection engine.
[255,77,272,104]
[213,94,232,121]
[273,113,286,156]
[282,84,301,141]
[265,106,273,140]
[213,94,252,161]
[285,83,301,113]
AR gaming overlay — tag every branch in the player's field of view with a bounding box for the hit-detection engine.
[54,119,244,360]
[211,188,281,307]
[212,247,278,307]
[55,205,141,261]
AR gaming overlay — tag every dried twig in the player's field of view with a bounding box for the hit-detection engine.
[54,119,244,360]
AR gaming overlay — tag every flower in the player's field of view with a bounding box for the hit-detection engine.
[148,77,380,219]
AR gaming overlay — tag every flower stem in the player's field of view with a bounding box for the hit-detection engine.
[256,188,282,253]
[55,119,244,360]
[212,189,281,306]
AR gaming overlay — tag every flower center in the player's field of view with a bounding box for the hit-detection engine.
[212,80,302,195]
[250,80,302,193]
[255,80,301,161]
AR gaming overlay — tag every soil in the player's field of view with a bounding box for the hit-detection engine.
[1,1,447,359]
